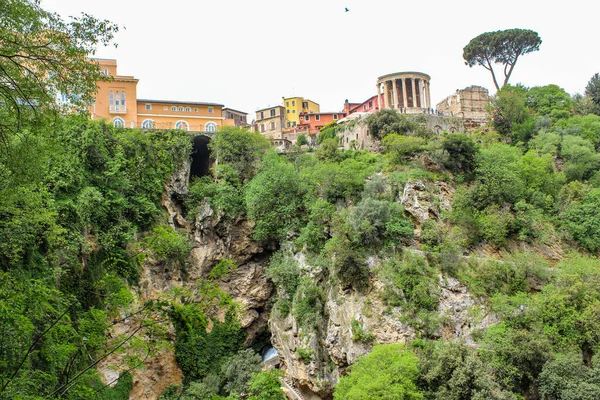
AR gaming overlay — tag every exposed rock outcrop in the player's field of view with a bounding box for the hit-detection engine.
[399,179,454,224]
[269,253,491,399]
[99,167,273,399]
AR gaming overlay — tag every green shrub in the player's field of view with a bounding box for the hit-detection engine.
[351,319,376,343]
[297,134,308,146]
[383,134,426,164]
[379,253,439,314]
[266,251,301,299]
[441,133,478,175]
[326,236,369,291]
[561,188,600,252]
[209,259,237,280]
[248,370,285,400]
[245,152,304,241]
[144,226,192,264]
[367,109,419,139]
[334,344,423,399]
[297,348,314,363]
[209,126,270,182]
[172,304,245,384]
[477,205,515,247]
[187,176,245,219]
[293,279,325,330]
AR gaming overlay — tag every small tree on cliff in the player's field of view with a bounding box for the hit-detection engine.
[463,29,542,90]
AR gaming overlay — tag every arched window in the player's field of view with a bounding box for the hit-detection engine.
[171,106,176,111]
[205,122,217,133]
[185,107,191,112]
[175,120,189,131]
[178,107,184,112]
[113,117,124,128]
[141,119,155,129]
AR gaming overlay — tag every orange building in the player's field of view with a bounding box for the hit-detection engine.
[91,59,139,128]
[136,99,223,132]
[90,59,241,132]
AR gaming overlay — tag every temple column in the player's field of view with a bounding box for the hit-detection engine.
[402,78,408,111]
[412,78,417,108]
[392,79,398,110]
[415,79,420,108]
[377,83,383,110]
[427,81,432,110]
[421,80,427,109]
[384,82,391,110]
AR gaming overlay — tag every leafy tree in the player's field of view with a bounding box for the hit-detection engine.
[383,134,426,164]
[527,85,573,121]
[418,341,517,400]
[482,324,552,395]
[572,93,600,116]
[296,134,309,146]
[248,370,285,400]
[538,353,600,400]
[560,135,599,181]
[245,152,304,241]
[220,349,262,396]
[442,134,478,175]
[144,226,192,264]
[379,253,439,315]
[292,279,326,329]
[316,138,342,162]
[471,143,525,209]
[463,29,542,90]
[556,114,600,147]
[347,197,391,245]
[209,127,270,182]
[367,109,419,139]
[0,0,118,141]
[317,121,339,145]
[334,344,423,400]
[585,73,600,110]
[489,85,532,139]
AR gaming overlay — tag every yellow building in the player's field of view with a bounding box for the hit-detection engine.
[91,59,240,132]
[282,96,319,128]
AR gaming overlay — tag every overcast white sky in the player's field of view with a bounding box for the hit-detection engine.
[43,0,600,118]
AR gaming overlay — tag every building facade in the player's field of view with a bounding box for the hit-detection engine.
[135,100,223,132]
[92,59,139,128]
[255,106,286,139]
[377,71,432,113]
[297,111,347,135]
[282,96,319,128]
[91,59,243,132]
[223,108,249,128]
[344,95,382,115]
[436,86,489,129]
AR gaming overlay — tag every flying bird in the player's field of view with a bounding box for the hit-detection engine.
[345,7,349,12]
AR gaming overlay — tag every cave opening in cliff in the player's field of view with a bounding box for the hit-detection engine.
[190,135,212,178]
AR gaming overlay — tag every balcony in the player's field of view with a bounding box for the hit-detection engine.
[109,105,127,114]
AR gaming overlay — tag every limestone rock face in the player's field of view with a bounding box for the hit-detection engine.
[399,179,454,224]
[268,253,493,400]
[99,167,273,400]
[437,276,497,344]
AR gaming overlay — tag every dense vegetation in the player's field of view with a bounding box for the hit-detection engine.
[6,2,600,399]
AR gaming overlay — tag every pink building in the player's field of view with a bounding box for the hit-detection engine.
[297,111,347,135]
